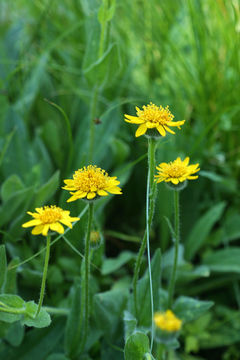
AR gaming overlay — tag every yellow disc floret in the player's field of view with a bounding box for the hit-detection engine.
[63,165,122,202]
[155,157,200,185]
[22,205,80,236]
[124,102,185,137]
[154,310,182,332]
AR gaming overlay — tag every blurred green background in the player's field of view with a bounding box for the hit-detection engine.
[0,0,240,359]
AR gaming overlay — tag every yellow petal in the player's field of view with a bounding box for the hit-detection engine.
[42,224,50,236]
[97,190,108,196]
[163,125,175,134]
[22,219,42,228]
[31,225,45,235]
[171,178,179,184]
[69,217,80,222]
[166,120,185,127]
[63,179,74,185]
[35,208,43,214]
[107,187,122,194]
[67,195,78,203]
[187,175,198,180]
[124,115,144,124]
[183,157,190,165]
[50,222,64,234]
[135,123,147,137]
[157,126,166,136]
[75,191,88,198]
[146,121,155,128]
[87,192,96,199]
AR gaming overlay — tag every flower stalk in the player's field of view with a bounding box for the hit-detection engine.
[81,202,94,350]
[167,190,180,309]
[132,138,157,321]
[36,234,51,316]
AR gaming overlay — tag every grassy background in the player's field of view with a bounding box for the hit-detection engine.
[1,0,240,359]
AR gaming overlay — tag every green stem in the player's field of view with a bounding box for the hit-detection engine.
[36,235,51,317]
[89,86,99,162]
[88,6,108,162]
[0,306,26,315]
[43,306,69,316]
[81,202,94,350]
[167,191,180,309]
[132,138,157,319]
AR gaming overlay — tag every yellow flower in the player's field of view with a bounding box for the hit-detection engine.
[124,102,185,138]
[155,157,200,185]
[154,310,182,332]
[22,206,80,236]
[63,165,122,202]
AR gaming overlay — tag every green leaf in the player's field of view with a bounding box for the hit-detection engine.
[1,174,24,202]
[64,280,82,357]
[46,355,70,360]
[123,311,137,341]
[223,211,240,243]
[0,295,51,328]
[124,331,150,360]
[83,43,121,87]
[22,302,51,328]
[162,244,186,269]
[98,0,116,25]
[5,321,24,347]
[14,52,49,116]
[0,294,24,323]
[203,247,240,273]
[0,186,35,227]
[134,249,161,326]
[176,265,210,284]
[185,202,226,260]
[94,288,128,337]
[102,251,135,275]
[4,258,19,294]
[0,318,65,360]
[32,171,60,208]
[173,296,214,322]
[0,245,7,291]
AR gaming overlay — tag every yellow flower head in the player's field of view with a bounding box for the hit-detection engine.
[154,310,182,332]
[63,165,122,202]
[22,206,80,236]
[124,102,185,138]
[155,157,200,185]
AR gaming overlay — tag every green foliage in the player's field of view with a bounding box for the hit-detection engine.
[124,332,151,360]
[0,0,240,358]
[173,296,214,322]
[0,294,51,328]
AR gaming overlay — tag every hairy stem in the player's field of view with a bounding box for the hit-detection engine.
[81,202,94,350]
[132,138,157,321]
[36,235,51,316]
[167,190,180,308]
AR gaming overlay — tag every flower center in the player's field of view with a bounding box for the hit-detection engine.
[167,164,187,178]
[137,103,174,124]
[39,206,62,224]
[72,165,107,192]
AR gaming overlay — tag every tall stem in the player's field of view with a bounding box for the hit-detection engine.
[81,202,94,350]
[36,235,51,316]
[88,4,108,162]
[167,190,180,309]
[132,138,157,321]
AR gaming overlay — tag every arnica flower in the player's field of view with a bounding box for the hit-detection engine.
[155,157,200,185]
[63,165,122,202]
[154,310,182,332]
[124,102,185,138]
[22,206,80,236]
